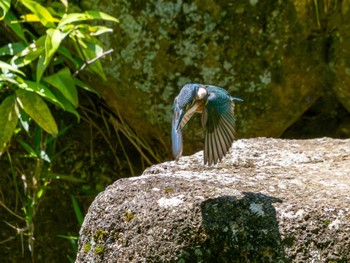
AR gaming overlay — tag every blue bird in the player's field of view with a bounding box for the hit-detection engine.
[172,83,242,165]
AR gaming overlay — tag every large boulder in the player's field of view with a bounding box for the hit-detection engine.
[76,138,350,262]
[78,0,350,157]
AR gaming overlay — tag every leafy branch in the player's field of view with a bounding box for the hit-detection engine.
[0,0,119,153]
[0,0,118,259]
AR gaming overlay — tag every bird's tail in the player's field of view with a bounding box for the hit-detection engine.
[231,96,244,102]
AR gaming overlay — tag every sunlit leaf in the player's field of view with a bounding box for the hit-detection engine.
[0,76,20,85]
[0,60,26,76]
[76,24,113,36]
[37,188,44,198]
[59,0,68,12]
[58,10,119,28]
[0,95,18,153]
[16,89,58,136]
[18,107,30,133]
[18,80,64,110]
[39,150,51,162]
[12,47,43,68]
[0,0,10,21]
[44,28,62,65]
[43,67,78,107]
[50,84,80,122]
[19,0,58,28]
[0,42,26,56]
[80,42,106,80]
[11,36,45,67]
[20,13,40,22]
[35,29,63,81]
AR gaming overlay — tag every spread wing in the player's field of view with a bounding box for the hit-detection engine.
[201,89,236,165]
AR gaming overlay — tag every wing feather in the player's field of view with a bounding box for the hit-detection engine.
[202,87,237,165]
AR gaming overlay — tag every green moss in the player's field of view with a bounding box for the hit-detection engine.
[93,228,107,242]
[83,242,91,253]
[94,245,105,255]
[112,231,119,240]
[165,187,174,193]
[123,211,135,222]
[323,219,331,226]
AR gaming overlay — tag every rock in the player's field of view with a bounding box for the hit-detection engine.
[76,138,350,262]
[78,0,350,157]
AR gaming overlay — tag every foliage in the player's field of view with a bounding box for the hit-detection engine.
[0,0,118,147]
[0,0,118,260]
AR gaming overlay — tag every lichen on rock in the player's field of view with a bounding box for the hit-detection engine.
[77,138,350,262]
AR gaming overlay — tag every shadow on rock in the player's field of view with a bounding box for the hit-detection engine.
[193,192,286,263]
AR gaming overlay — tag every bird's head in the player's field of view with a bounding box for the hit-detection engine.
[173,84,208,131]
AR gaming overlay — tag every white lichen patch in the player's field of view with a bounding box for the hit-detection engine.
[157,195,184,208]
[249,203,265,216]
[328,219,341,230]
[279,208,305,219]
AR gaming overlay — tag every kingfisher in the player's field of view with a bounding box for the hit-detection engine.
[172,83,243,165]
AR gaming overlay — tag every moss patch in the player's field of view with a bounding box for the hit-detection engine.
[83,242,91,253]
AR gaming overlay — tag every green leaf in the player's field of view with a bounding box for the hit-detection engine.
[76,24,113,36]
[11,36,45,68]
[16,89,58,136]
[18,80,64,110]
[0,0,10,21]
[50,86,80,122]
[80,42,106,80]
[59,0,68,12]
[43,67,78,107]
[36,52,47,82]
[35,29,63,81]
[58,10,119,28]
[0,60,26,76]
[4,10,27,42]
[16,138,38,158]
[48,172,85,183]
[20,13,41,22]
[18,107,30,133]
[13,47,43,68]
[57,46,82,69]
[0,75,21,86]
[74,78,100,97]
[0,42,26,56]
[0,95,18,153]
[71,195,84,225]
[44,28,62,65]
[19,0,57,28]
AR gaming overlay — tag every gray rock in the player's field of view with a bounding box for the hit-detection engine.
[76,138,350,262]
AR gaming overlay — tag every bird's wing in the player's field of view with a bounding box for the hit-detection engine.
[172,101,200,160]
[202,90,236,165]
[180,104,198,129]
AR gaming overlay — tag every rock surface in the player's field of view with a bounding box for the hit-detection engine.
[78,0,350,157]
[76,138,350,262]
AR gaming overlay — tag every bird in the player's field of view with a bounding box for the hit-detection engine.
[172,83,242,165]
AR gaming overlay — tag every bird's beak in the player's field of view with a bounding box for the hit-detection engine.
[172,106,185,160]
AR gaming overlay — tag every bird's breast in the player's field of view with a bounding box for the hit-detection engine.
[195,100,206,113]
